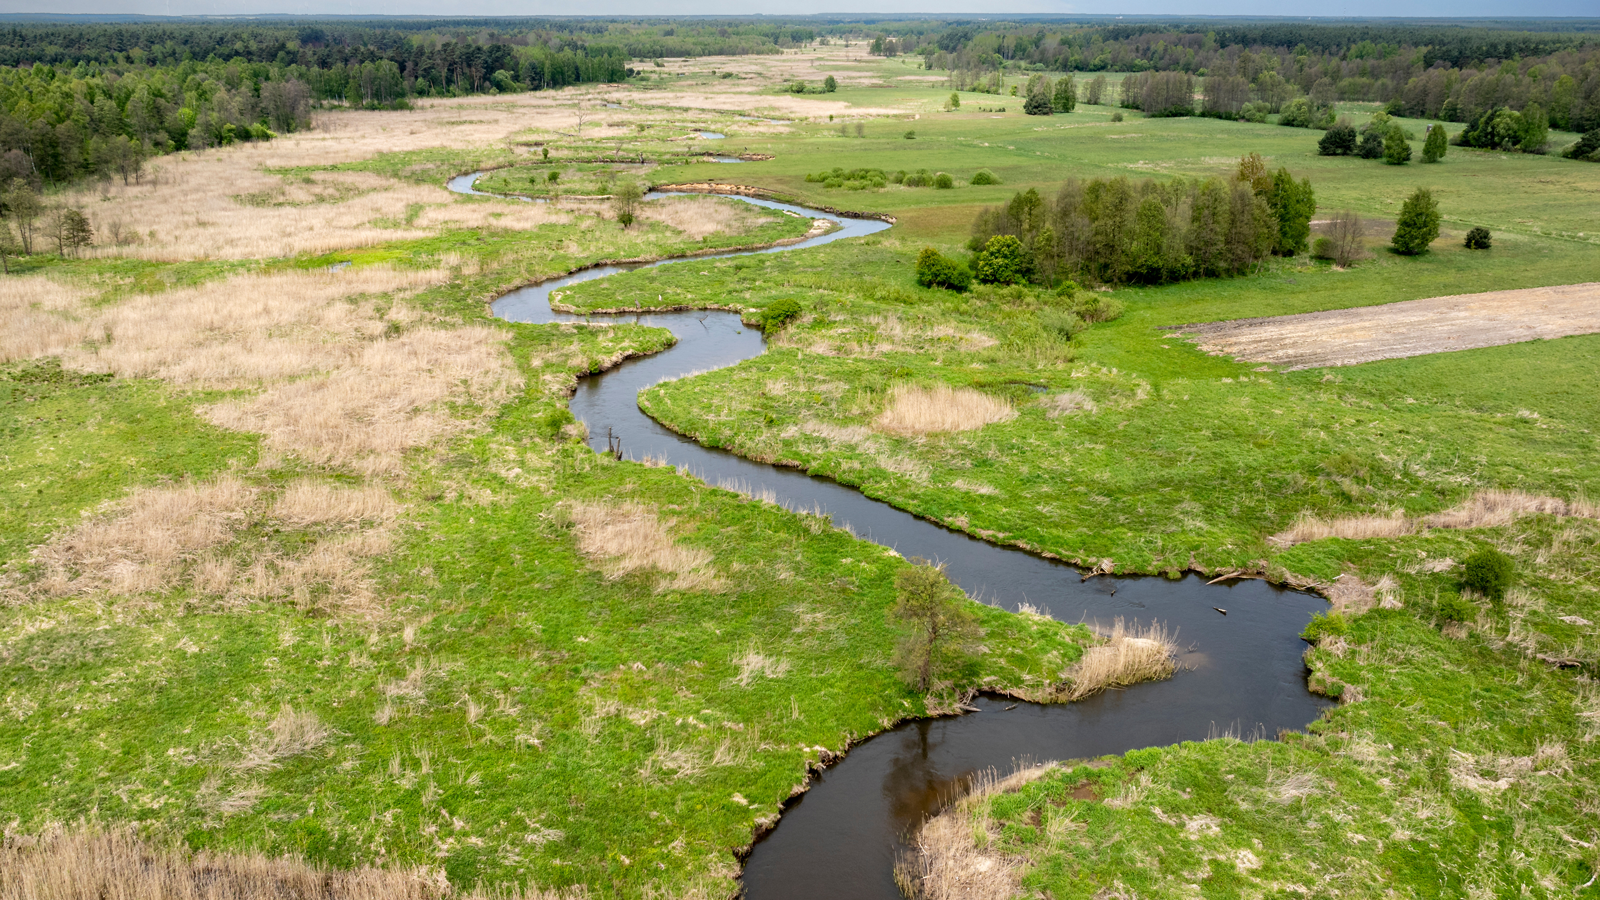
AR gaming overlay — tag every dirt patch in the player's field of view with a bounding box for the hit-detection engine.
[1177,282,1600,369]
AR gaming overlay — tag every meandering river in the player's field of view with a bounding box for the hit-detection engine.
[455,175,1331,900]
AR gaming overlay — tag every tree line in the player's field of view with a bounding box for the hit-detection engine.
[909,21,1600,134]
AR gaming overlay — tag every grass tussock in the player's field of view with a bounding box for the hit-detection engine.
[0,275,95,364]
[567,501,723,592]
[1041,390,1096,417]
[1062,618,1177,701]
[26,476,395,614]
[32,476,257,598]
[0,825,584,900]
[895,764,1058,900]
[874,383,1016,436]
[236,705,333,773]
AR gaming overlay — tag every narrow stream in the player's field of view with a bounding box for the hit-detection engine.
[457,175,1332,899]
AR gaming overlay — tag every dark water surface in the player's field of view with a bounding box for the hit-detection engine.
[462,176,1332,900]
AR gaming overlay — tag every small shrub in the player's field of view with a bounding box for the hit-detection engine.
[547,170,560,182]
[903,130,916,139]
[1301,611,1350,644]
[1464,226,1492,249]
[933,172,955,189]
[1437,592,1476,623]
[1311,236,1335,259]
[915,247,972,291]
[969,169,1000,185]
[1110,111,1123,122]
[1071,293,1124,324]
[760,298,802,332]
[1461,548,1515,601]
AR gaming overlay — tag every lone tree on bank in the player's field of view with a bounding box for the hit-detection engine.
[893,558,982,692]
[1391,188,1441,255]
[613,181,643,228]
[1052,75,1077,112]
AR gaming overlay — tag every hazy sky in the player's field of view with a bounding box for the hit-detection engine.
[1,0,1595,18]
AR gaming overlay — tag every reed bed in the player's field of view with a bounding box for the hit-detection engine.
[271,480,400,527]
[874,384,1016,435]
[635,195,760,239]
[204,325,519,475]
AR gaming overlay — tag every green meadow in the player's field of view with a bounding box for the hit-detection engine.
[3,45,1598,899]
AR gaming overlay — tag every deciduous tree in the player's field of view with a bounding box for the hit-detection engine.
[892,559,981,693]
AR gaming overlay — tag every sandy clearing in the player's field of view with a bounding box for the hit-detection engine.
[1177,282,1600,370]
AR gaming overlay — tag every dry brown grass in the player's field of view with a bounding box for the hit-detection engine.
[24,476,397,614]
[68,95,584,261]
[1269,511,1414,547]
[0,276,95,364]
[63,267,444,387]
[566,501,723,592]
[634,195,763,239]
[1041,390,1097,417]
[1062,618,1177,701]
[895,764,1058,900]
[1273,490,1600,546]
[272,480,399,527]
[1423,489,1599,529]
[0,825,584,900]
[21,264,522,475]
[32,476,257,598]
[874,384,1016,436]
[204,325,519,475]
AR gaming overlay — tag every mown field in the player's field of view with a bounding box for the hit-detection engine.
[2,45,1598,900]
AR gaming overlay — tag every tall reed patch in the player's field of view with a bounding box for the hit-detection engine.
[1061,618,1177,701]
[874,383,1016,435]
[895,764,1059,900]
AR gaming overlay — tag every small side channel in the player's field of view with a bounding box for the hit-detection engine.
[456,174,1332,899]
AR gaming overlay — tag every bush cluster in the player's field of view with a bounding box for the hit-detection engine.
[1564,128,1600,161]
[1456,105,1549,153]
[1464,226,1492,249]
[915,247,972,291]
[805,167,959,190]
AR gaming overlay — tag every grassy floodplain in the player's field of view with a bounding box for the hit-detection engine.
[1,37,1598,900]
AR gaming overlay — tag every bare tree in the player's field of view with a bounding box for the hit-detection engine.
[5,183,41,255]
[1326,210,1368,268]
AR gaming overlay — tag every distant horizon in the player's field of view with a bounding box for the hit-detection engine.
[1,5,1598,23]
